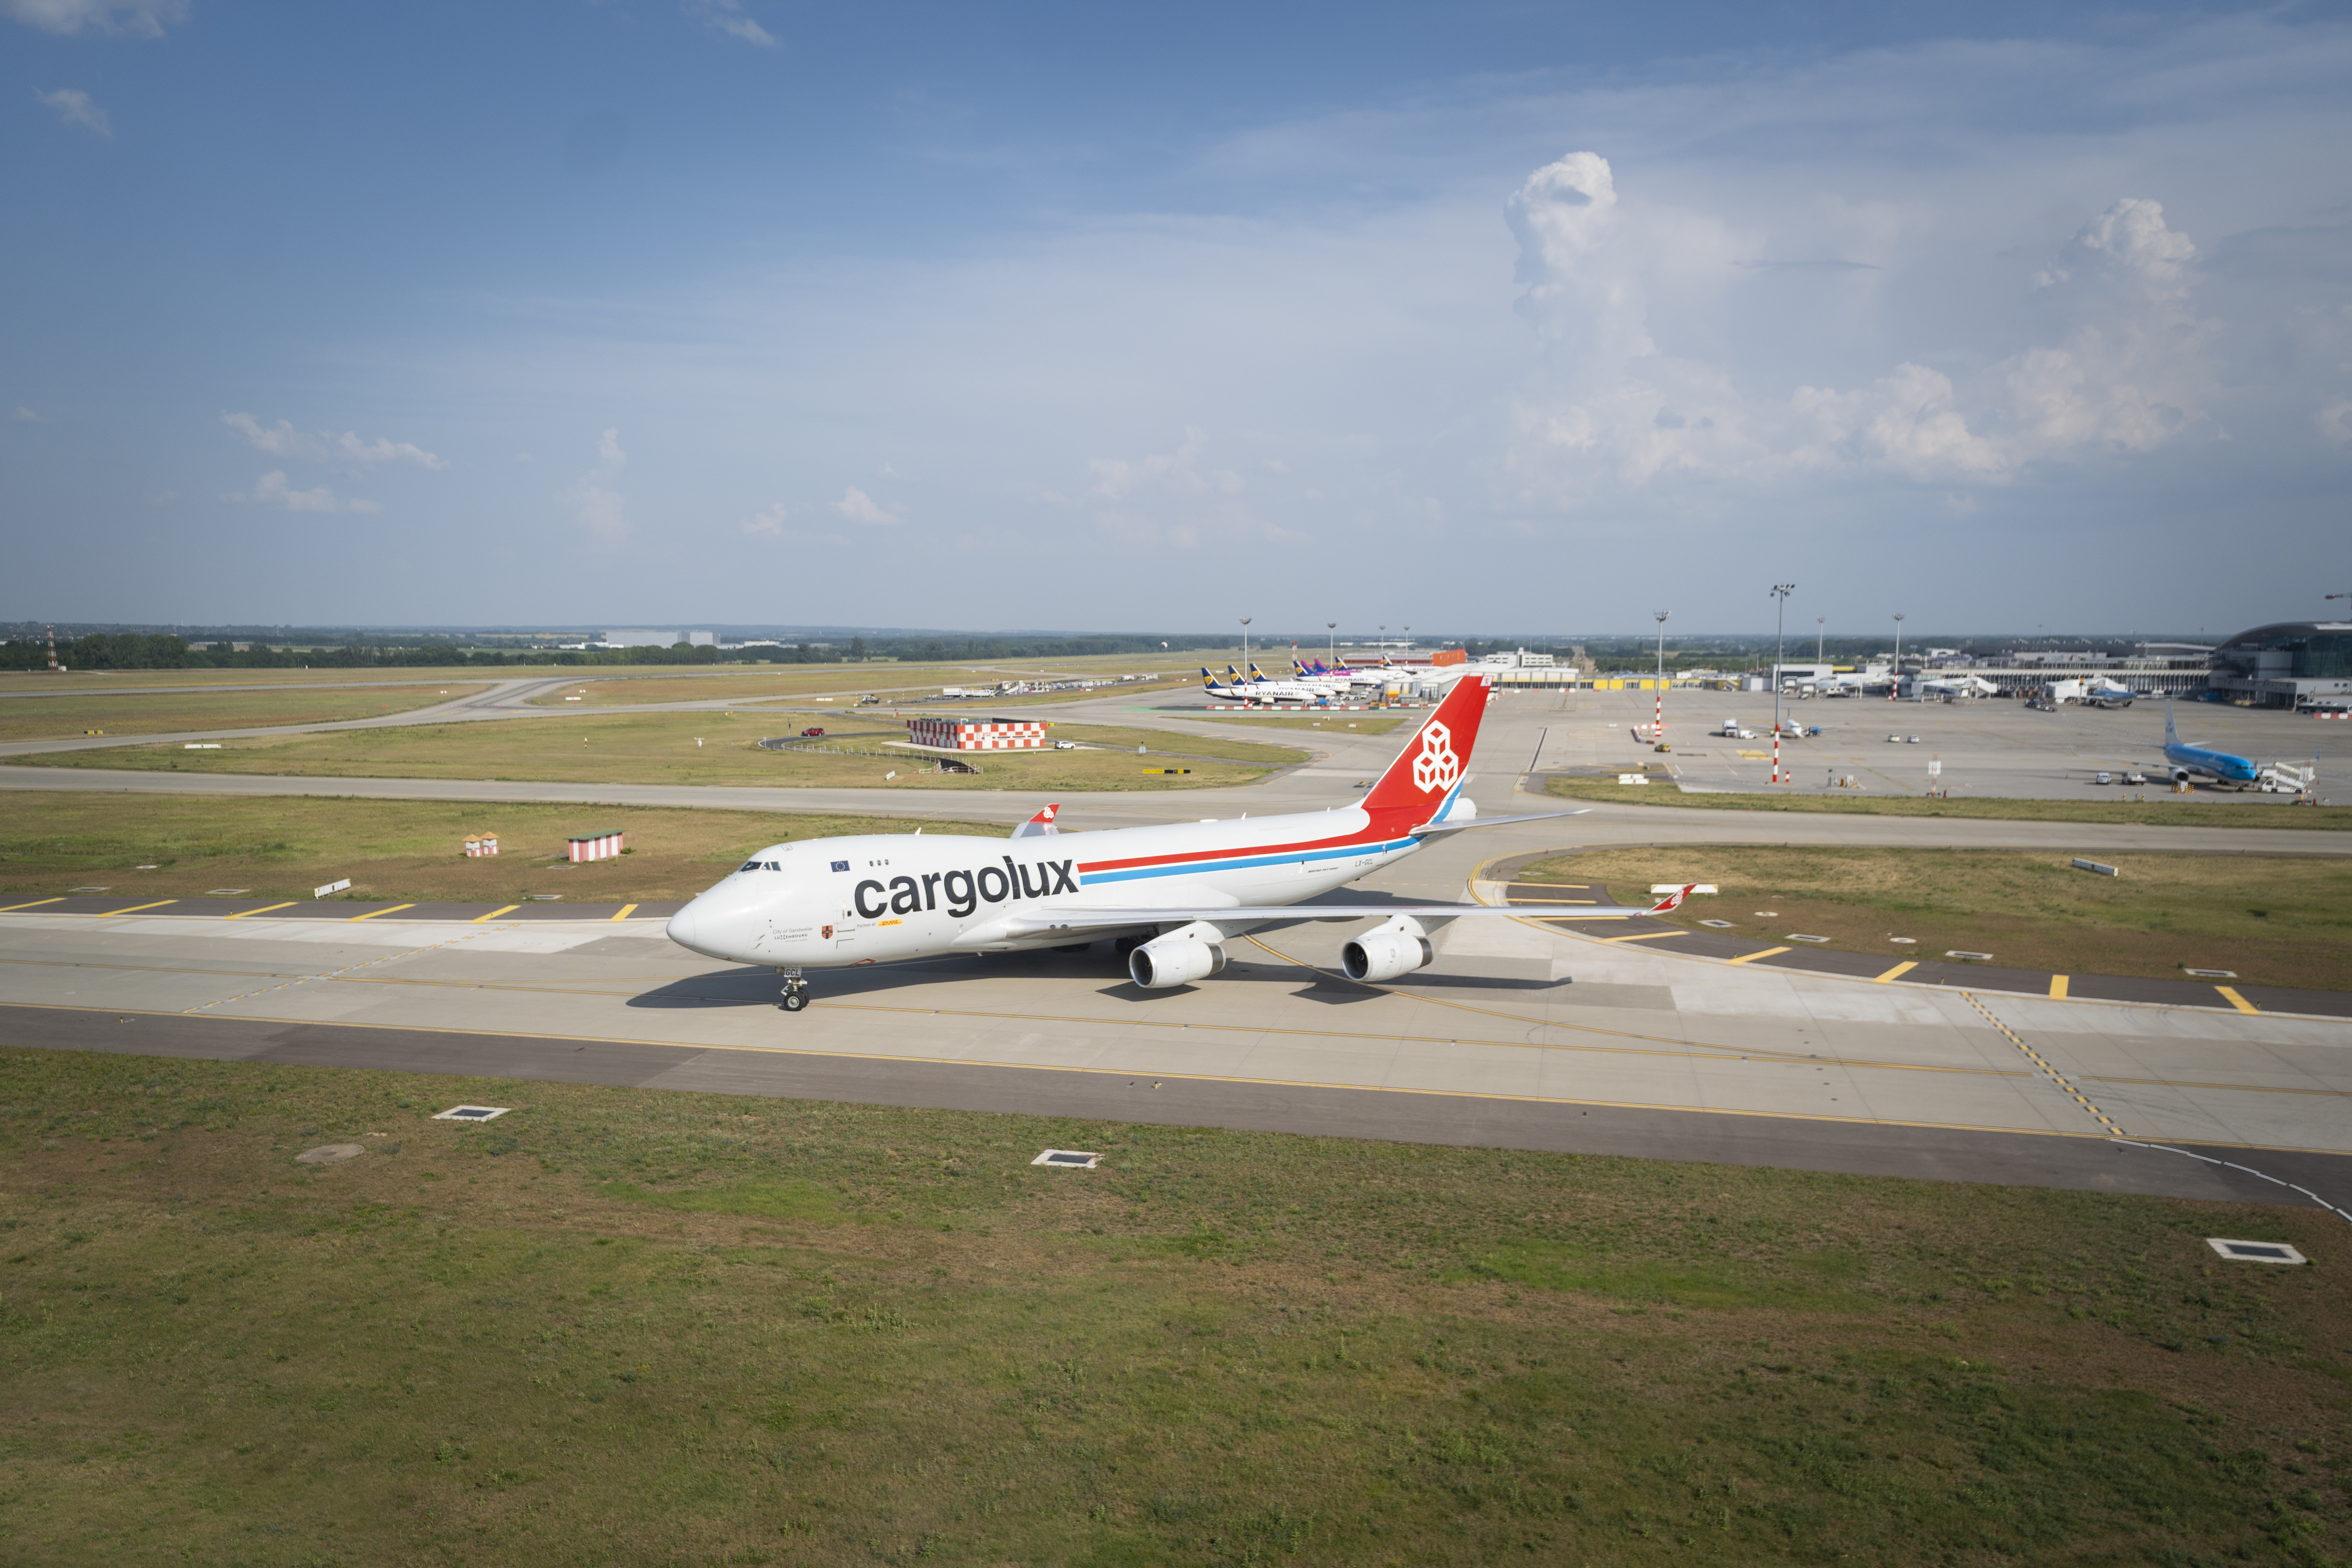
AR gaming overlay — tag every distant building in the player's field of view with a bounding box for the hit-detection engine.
[603,630,680,648]
[687,631,716,646]
[906,717,1050,751]
[2208,622,2352,708]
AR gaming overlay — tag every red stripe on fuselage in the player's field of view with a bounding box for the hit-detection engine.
[1073,809,1421,876]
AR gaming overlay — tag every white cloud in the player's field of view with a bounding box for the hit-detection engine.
[233,470,377,514]
[684,0,774,47]
[3,0,182,36]
[11,406,43,423]
[221,412,445,470]
[835,486,899,525]
[742,501,787,537]
[2319,401,2352,447]
[561,429,629,547]
[1504,155,2224,502]
[35,88,110,139]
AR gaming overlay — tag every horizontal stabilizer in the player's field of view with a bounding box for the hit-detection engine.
[1407,807,1589,837]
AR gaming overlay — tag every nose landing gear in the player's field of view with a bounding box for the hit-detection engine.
[775,967,810,1012]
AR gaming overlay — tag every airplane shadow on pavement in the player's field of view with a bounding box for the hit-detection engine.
[625,946,1568,1011]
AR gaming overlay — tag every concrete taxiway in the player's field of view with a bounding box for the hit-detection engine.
[4,680,2346,1213]
[5,849,2347,1213]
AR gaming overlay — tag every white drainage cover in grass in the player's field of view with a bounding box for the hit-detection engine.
[1785,934,1830,943]
[1946,950,1994,961]
[2206,1237,2307,1265]
[71,886,109,893]
[1032,1149,1102,1170]
[1698,919,1733,929]
[206,888,251,896]
[2072,858,2120,876]
[433,1105,511,1122]
[1889,937,1917,944]
[1754,910,1779,917]
[2185,968,2238,979]
[296,1143,365,1164]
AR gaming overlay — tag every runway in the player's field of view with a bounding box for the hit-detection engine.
[5,858,2347,1213]
[4,679,2346,1213]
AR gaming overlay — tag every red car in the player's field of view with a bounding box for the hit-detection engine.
[800,726,825,738]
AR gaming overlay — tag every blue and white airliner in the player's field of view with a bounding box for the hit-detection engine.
[665,675,1694,1010]
[2162,699,2260,787]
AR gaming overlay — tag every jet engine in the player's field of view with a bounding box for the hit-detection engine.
[1129,930,1228,989]
[1342,918,1436,983]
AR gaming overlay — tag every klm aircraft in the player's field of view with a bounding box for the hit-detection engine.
[2163,699,2260,786]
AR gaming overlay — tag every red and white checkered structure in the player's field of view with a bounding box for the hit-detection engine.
[567,830,624,862]
[464,833,499,857]
[906,716,1050,751]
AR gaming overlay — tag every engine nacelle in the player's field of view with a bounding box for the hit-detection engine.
[1342,925,1435,983]
[1129,931,1228,989]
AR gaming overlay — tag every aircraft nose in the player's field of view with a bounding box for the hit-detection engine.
[664,902,705,953]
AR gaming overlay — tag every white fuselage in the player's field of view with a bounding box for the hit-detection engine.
[664,806,1426,972]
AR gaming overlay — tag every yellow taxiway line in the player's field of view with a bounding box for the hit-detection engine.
[102,900,177,917]
[349,904,415,922]
[2216,986,2260,1016]
[1724,946,1791,965]
[472,904,523,923]
[612,903,639,922]
[1874,961,1918,983]
[224,902,298,920]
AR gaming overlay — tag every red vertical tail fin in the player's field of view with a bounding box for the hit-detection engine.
[1362,675,1491,819]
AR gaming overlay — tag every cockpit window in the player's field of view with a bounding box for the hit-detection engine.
[739,861,762,873]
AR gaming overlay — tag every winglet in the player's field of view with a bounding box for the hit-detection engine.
[1011,803,1062,839]
[1646,883,1699,914]
[2164,695,2178,745]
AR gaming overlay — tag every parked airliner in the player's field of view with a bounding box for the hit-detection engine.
[2161,698,2260,786]
[665,675,1693,1009]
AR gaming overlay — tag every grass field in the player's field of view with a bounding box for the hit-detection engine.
[3,666,562,691]
[2,1047,2344,1566]
[535,655,1220,708]
[23,711,1307,793]
[0,684,487,743]
[1547,774,2352,831]
[0,795,1007,904]
[1521,845,2352,991]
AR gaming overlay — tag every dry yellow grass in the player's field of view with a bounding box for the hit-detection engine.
[0,684,485,741]
[23,710,1305,792]
[0,792,1005,902]
[1527,844,2352,991]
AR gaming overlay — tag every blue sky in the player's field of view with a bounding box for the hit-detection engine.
[5,0,2349,636]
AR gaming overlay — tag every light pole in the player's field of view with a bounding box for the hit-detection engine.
[1326,622,1336,670]
[1240,617,1252,700]
[1770,584,1796,782]
[1892,612,1906,702]
[1652,610,1670,744]
[1816,615,1825,666]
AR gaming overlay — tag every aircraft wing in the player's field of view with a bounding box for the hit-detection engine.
[985,883,1697,940]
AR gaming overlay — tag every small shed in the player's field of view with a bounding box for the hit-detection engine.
[567,830,624,862]
[464,833,500,857]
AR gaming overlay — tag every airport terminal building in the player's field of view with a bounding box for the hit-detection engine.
[2205,621,2352,708]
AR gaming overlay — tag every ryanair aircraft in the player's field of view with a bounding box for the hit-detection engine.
[666,675,1691,1010]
